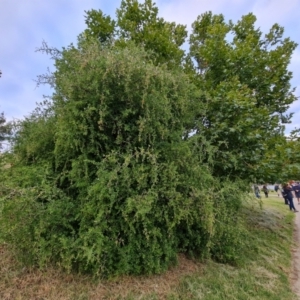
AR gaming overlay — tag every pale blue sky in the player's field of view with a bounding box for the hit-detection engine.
[1,0,299,133]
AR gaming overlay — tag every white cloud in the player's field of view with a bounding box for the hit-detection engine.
[285,114,300,134]
[291,50,300,86]
[0,0,119,120]
[156,0,252,29]
[252,0,300,30]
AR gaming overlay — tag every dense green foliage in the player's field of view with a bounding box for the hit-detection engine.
[0,0,298,276]
[81,0,187,67]
[257,129,300,183]
[0,43,248,276]
[80,1,297,180]
[0,197,296,299]
[188,12,297,179]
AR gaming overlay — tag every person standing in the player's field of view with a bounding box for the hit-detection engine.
[282,183,298,212]
[254,184,261,198]
[293,181,300,205]
[281,187,289,205]
[262,185,269,198]
[274,184,280,197]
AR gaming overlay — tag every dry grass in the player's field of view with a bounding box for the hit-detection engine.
[0,245,202,300]
[0,194,297,300]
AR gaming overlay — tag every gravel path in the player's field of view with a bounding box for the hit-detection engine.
[292,209,300,298]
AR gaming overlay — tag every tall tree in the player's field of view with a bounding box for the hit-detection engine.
[189,12,297,179]
[256,128,300,183]
[81,4,298,180]
[81,0,187,67]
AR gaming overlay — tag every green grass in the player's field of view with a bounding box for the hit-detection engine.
[170,195,296,300]
[0,195,297,299]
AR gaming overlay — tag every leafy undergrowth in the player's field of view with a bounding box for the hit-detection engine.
[174,195,296,300]
[0,195,297,300]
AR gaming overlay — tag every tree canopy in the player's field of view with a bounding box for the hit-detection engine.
[80,1,297,180]
[188,12,297,179]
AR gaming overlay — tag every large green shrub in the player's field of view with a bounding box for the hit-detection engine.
[1,0,297,276]
[0,43,248,276]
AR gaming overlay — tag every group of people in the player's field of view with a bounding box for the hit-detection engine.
[254,181,300,213]
[281,181,300,212]
[253,184,268,198]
